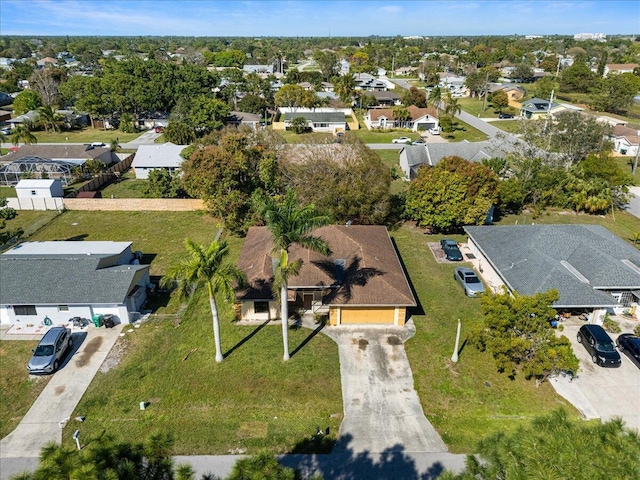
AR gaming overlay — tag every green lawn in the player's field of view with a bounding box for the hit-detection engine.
[375,149,407,195]
[457,97,519,119]
[442,118,490,143]
[278,130,334,144]
[493,118,524,134]
[0,341,51,438]
[393,224,580,453]
[27,211,221,277]
[31,128,142,144]
[350,129,421,144]
[0,186,17,197]
[1,210,62,246]
[99,170,149,198]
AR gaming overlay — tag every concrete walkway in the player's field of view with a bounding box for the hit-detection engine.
[0,324,123,458]
[320,319,448,454]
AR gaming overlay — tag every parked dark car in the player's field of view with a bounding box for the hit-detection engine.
[498,113,514,119]
[27,326,73,374]
[576,324,621,367]
[440,239,463,261]
[616,333,640,369]
[454,267,486,297]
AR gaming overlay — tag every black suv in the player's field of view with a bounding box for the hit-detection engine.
[577,324,621,367]
[440,239,463,261]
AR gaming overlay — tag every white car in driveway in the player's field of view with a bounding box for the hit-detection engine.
[391,137,411,144]
[429,127,440,135]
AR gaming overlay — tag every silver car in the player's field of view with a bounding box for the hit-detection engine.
[454,267,485,297]
[27,326,73,374]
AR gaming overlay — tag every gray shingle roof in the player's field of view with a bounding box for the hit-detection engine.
[464,224,640,307]
[284,112,346,123]
[0,255,149,305]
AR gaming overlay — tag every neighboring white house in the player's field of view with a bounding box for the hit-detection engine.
[364,105,439,131]
[0,241,151,326]
[15,179,64,198]
[131,142,187,179]
[612,125,640,157]
[603,63,639,77]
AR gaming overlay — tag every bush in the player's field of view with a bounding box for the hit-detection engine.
[602,314,621,334]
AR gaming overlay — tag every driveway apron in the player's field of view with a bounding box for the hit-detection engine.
[0,324,123,458]
[323,323,447,454]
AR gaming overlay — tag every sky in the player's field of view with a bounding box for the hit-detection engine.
[1,0,639,37]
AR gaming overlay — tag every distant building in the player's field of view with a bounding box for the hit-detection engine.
[573,33,606,41]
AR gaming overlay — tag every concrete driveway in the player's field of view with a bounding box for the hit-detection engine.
[322,322,448,454]
[551,322,640,432]
[0,324,123,458]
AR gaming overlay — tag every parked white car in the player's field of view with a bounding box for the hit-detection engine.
[429,127,440,135]
[391,137,411,144]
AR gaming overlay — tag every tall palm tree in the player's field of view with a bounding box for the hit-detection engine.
[333,73,356,104]
[11,125,37,145]
[38,105,61,132]
[255,190,331,361]
[161,239,246,363]
[392,106,411,129]
[427,86,442,110]
[443,91,461,117]
[110,137,121,153]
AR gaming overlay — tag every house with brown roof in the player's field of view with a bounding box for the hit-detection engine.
[2,144,117,166]
[612,125,640,157]
[236,225,416,326]
[364,105,439,131]
[603,64,639,77]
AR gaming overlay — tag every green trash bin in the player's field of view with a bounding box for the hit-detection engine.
[92,314,103,327]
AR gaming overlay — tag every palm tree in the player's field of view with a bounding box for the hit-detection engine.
[38,105,61,132]
[443,90,461,117]
[254,190,331,361]
[427,86,442,110]
[333,73,356,104]
[161,239,245,363]
[392,106,411,129]
[11,125,37,145]
[110,137,121,153]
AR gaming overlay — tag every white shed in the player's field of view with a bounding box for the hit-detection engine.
[15,179,64,198]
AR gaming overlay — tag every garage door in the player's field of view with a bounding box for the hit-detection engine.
[340,307,396,325]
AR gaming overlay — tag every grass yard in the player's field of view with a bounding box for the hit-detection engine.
[1,210,62,245]
[26,210,221,277]
[493,119,524,134]
[442,119,490,143]
[62,290,342,455]
[31,128,142,144]
[99,170,149,198]
[0,341,51,438]
[457,97,518,119]
[279,130,334,144]
[375,149,407,195]
[393,225,579,453]
[0,186,17,197]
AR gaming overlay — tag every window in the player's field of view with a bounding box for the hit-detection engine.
[31,190,36,195]
[58,305,69,312]
[254,301,269,314]
[14,305,37,315]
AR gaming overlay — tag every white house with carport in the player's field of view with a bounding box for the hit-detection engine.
[463,224,640,323]
[0,241,151,326]
[131,142,187,179]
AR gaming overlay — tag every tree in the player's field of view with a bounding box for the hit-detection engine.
[591,73,640,114]
[0,198,23,245]
[532,76,559,100]
[37,105,62,132]
[464,71,486,98]
[213,49,246,68]
[161,239,246,363]
[427,86,442,110]
[237,93,268,116]
[189,96,231,133]
[228,451,295,480]
[288,116,309,134]
[254,190,331,361]
[84,158,106,176]
[30,68,63,106]
[163,119,196,145]
[405,156,499,230]
[477,289,578,384]
[281,138,392,224]
[314,50,339,82]
[109,137,121,153]
[145,169,188,198]
[512,63,534,82]
[441,409,640,480]
[10,125,37,145]
[391,106,411,128]
[443,91,461,117]
[119,112,137,133]
[402,87,427,108]
[333,73,356,103]
[275,84,316,109]
[12,90,42,115]
[489,90,508,113]
[560,61,597,92]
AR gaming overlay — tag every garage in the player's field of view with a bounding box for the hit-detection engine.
[331,306,404,326]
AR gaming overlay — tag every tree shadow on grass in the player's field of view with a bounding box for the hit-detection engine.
[223,320,270,359]
[289,321,325,359]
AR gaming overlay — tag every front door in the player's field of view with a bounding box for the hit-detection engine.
[303,293,313,310]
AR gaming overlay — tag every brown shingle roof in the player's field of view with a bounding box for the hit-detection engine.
[613,125,640,145]
[2,145,111,162]
[606,63,639,71]
[368,105,438,122]
[237,225,416,306]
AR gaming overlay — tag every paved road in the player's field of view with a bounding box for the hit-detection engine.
[625,186,640,219]
[0,325,123,459]
[321,321,447,454]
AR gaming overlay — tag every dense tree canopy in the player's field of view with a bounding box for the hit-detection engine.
[405,156,499,230]
[477,290,578,384]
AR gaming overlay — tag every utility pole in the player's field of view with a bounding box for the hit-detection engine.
[451,319,462,363]
[482,72,489,111]
[633,143,640,175]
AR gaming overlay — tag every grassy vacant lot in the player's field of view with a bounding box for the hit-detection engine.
[442,119,490,143]
[393,225,577,453]
[27,210,220,277]
[31,128,141,144]
[99,170,149,198]
[279,130,334,144]
[493,118,524,134]
[457,97,519,119]
[0,341,51,438]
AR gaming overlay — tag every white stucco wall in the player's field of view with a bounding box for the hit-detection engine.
[241,300,278,321]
